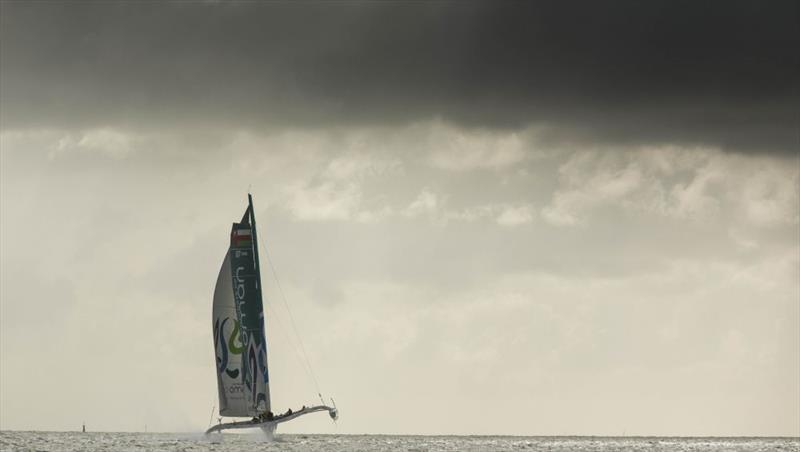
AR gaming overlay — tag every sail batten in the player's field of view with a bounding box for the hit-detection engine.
[212,200,270,417]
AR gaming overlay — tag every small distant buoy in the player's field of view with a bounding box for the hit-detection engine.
[82,423,86,433]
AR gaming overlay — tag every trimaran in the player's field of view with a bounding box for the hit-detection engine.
[205,194,337,436]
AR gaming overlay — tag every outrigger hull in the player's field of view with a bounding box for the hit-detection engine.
[205,405,338,435]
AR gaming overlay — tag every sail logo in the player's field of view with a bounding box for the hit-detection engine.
[234,266,246,300]
[214,317,242,379]
[232,262,256,398]
[231,229,252,248]
[233,266,250,332]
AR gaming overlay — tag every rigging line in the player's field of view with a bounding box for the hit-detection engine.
[207,404,216,429]
[262,239,324,399]
[264,300,317,386]
[259,235,324,399]
[265,301,307,373]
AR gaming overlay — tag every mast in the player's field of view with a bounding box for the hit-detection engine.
[248,193,264,299]
[247,193,270,414]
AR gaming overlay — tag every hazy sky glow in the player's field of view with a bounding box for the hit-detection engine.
[1,1,798,436]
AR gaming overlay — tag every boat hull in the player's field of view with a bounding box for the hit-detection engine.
[204,404,337,436]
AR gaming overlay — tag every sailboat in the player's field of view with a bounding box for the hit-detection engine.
[205,194,338,435]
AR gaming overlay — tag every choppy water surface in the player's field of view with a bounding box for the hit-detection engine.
[1,431,797,451]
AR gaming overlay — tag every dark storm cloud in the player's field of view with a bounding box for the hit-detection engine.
[1,1,797,152]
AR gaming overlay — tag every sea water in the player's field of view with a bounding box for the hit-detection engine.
[0,431,797,451]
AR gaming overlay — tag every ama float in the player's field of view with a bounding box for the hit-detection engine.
[205,194,338,436]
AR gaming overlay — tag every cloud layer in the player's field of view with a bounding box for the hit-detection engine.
[2,1,798,152]
[1,124,797,434]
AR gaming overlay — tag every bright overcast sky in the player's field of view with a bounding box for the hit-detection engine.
[1,1,798,436]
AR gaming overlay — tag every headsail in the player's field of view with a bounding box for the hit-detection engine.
[212,197,270,417]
